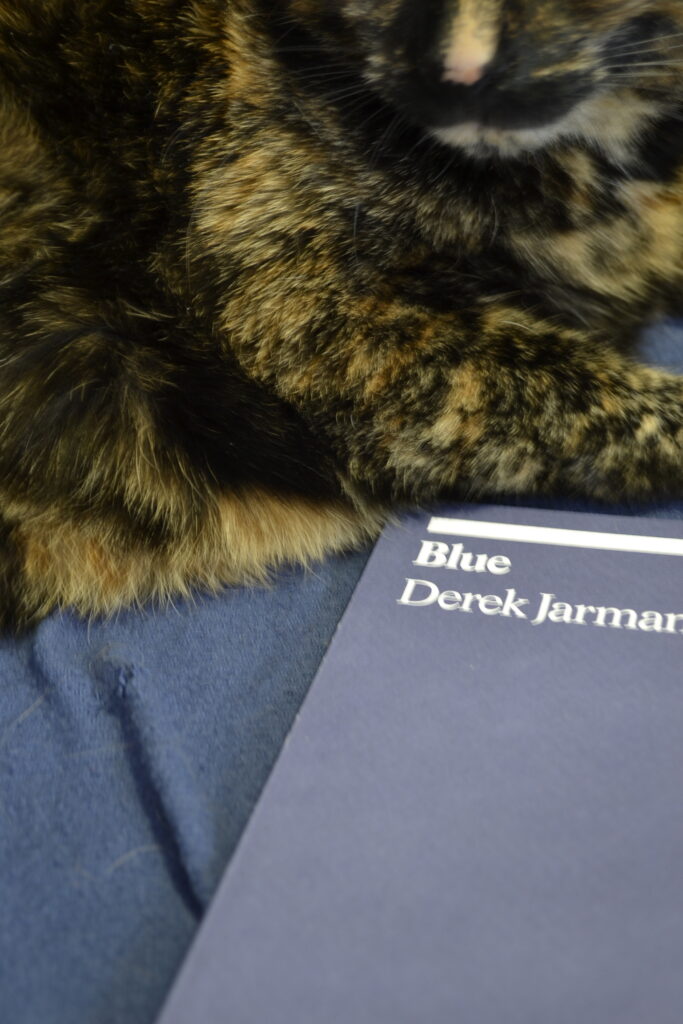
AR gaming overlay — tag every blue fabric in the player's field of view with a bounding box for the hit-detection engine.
[0,552,371,1024]
[1,321,682,1024]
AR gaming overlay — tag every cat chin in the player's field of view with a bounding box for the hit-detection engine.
[430,89,666,162]
[430,121,565,159]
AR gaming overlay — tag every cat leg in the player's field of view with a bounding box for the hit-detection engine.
[227,291,683,504]
[0,492,379,633]
[0,318,380,631]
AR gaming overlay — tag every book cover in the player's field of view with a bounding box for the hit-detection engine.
[158,504,683,1024]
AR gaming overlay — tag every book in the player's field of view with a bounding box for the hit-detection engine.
[157,504,683,1024]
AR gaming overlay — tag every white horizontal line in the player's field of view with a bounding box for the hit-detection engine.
[427,516,683,557]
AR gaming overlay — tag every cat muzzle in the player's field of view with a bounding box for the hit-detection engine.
[396,65,593,134]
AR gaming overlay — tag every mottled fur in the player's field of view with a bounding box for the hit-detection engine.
[1,0,683,629]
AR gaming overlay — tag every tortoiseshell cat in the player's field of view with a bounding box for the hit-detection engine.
[1,0,683,629]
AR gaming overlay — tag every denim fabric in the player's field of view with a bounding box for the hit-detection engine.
[1,321,682,1024]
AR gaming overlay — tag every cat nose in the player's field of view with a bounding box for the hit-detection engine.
[441,10,498,86]
[441,59,488,86]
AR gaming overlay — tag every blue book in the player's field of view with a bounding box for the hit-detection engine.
[158,504,683,1024]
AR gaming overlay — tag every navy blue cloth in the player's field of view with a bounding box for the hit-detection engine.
[0,552,371,1024]
[1,321,682,1024]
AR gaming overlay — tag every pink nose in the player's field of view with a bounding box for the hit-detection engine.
[442,60,487,86]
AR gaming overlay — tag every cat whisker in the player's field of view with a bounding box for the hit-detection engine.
[366,112,406,168]
[323,86,378,106]
[607,30,683,55]
[290,67,357,80]
[275,43,345,56]
[608,60,683,69]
